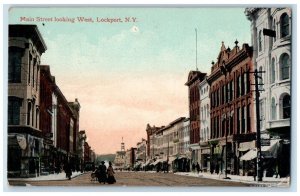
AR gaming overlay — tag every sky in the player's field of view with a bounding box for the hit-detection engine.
[9,7,251,154]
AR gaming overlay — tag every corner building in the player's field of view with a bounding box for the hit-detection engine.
[8,25,47,177]
[245,8,291,178]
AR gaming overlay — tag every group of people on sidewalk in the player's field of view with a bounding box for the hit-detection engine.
[94,161,116,184]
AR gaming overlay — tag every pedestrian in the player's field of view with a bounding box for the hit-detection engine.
[196,162,200,174]
[96,161,107,184]
[107,161,116,184]
[63,161,72,180]
[192,163,195,173]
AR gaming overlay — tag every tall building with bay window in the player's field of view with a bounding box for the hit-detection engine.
[8,24,47,177]
[245,8,291,178]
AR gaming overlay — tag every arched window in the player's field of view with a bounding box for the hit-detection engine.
[280,53,290,80]
[271,97,276,120]
[207,104,209,117]
[280,13,289,38]
[271,58,276,83]
[201,107,203,119]
[36,108,39,128]
[273,19,276,42]
[282,95,291,119]
[258,30,262,52]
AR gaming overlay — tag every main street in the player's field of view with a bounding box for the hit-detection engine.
[8,171,251,187]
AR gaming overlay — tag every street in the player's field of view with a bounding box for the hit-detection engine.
[8,171,251,187]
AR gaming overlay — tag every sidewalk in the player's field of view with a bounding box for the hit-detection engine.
[7,171,84,181]
[174,172,290,187]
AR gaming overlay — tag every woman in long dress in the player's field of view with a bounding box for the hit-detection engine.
[96,161,107,184]
[106,161,116,184]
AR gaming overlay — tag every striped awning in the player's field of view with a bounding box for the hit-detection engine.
[240,139,280,161]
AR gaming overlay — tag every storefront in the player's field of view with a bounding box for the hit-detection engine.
[8,133,43,178]
[200,147,210,172]
[239,139,287,177]
[209,143,222,174]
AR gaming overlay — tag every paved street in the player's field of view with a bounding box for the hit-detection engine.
[8,171,251,187]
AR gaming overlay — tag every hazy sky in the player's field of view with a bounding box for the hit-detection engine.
[9,7,250,154]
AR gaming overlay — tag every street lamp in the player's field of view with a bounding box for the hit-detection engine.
[220,63,231,180]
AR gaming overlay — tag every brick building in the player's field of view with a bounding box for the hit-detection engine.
[207,41,255,175]
[84,141,91,162]
[39,65,56,174]
[185,71,206,165]
[146,124,163,160]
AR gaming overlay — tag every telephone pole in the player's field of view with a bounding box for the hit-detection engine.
[254,69,264,181]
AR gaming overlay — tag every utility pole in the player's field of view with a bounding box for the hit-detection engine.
[254,69,263,181]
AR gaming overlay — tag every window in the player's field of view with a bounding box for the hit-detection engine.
[236,76,240,98]
[8,96,22,125]
[223,85,226,103]
[230,116,233,135]
[27,102,31,125]
[8,47,23,83]
[201,107,203,119]
[271,98,276,120]
[222,119,226,137]
[36,65,39,88]
[229,81,233,101]
[207,104,209,117]
[282,95,291,119]
[271,58,276,83]
[237,108,240,134]
[246,71,250,93]
[36,108,39,128]
[243,72,247,95]
[280,53,290,80]
[211,118,214,138]
[242,106,246,134]
[273,19,276,42]
[259,100,265,131]
[259,30,262,52]
[32,58,36,88]
[259,66,264,90]
[280,13,289,38]
[28,54,32,84]
[247,104,251,132]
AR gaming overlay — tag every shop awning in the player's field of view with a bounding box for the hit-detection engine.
[261,139,280,158]
[240,139,281,161]
[134,162,142,167]
[152,159,163,166]
[145,159,153,166]
[238,141,256,152]
[240,148,257,161]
